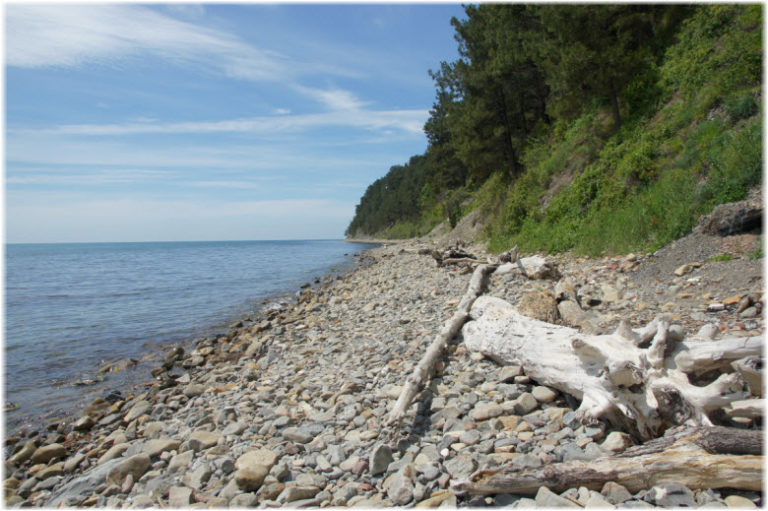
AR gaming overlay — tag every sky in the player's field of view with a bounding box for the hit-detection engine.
[4,2,467,243]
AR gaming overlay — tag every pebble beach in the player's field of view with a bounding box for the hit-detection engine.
[3,238,763,508]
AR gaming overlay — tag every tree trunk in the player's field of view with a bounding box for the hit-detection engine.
[609,86,622,133]
[496,88,520,176]
[453,426,763,496]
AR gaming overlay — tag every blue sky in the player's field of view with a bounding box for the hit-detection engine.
[4,3,466,243]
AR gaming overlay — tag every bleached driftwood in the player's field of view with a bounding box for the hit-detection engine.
[431,243,478,267]
[462,296,761,439]
[386,263,497,426]
[453,426,763,495]
[440,257,484,267]
[673,337,763,375]
[731,356,763,397]
[495,255,560,280]
[724,398,764,420]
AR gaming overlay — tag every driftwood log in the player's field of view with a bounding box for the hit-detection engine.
[431,241,483,267]
[385,251,763,497]
[462,295,761,440]
[386,263,497,426]
[453,426,763,495]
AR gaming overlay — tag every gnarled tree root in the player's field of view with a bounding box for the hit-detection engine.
[462,295,762,439]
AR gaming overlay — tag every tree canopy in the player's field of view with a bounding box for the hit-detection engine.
[346,4,759,246]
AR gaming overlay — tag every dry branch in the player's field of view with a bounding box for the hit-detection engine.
[440,257,484,266]
[453,426,763,496]
[386,263,497,426]
[731,356,763,397]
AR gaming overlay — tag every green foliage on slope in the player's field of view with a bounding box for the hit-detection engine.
[346,5,762,256]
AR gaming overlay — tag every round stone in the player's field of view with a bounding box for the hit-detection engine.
[531,386,558,403]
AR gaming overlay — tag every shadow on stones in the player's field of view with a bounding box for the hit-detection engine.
[388,336,462,455]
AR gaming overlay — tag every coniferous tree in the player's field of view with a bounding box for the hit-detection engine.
[535,5,660,132]
[448,4,549,179]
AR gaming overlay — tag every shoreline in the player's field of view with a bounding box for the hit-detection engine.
[5,242,377,438]
[343,237,403,245]
[4,238,763,507]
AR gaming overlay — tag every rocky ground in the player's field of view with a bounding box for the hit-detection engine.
[3,225,763,508]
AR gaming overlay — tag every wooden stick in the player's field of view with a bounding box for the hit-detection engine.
[386,263,497,426]
[439,257,482,266]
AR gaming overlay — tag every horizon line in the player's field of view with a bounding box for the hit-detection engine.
[4,237,357,246]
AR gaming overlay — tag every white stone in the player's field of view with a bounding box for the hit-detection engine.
[601,431,633,453]
[531,386,558,403]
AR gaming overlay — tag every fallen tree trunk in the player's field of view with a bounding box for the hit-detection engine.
[386,263,497,426]
[462,296,761,439]
[453,426,763,496]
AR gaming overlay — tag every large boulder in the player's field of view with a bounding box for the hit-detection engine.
[696,191,762,236]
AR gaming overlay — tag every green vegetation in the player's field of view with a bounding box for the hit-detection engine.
[346,5,762,256]
[707,253,736,263]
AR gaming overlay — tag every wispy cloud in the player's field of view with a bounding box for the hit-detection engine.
[6,4,295,82]
[188,180,267,189]
[5,4,429,143]
[5,5,406,113]
[162,4,206,19]
[11,108,428,137]
[6,169,174,186]
[4,134,401,180]
[292,85,369,111]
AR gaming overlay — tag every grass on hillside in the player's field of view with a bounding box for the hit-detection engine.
[481,5,762,256]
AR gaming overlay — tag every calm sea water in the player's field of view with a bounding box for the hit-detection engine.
[5,240,374,432]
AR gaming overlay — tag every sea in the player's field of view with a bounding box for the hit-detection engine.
[4,239,375,433]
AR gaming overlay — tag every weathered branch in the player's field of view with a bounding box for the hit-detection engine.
[439,257,483,266]
[724,398,764,420]
[673,337,763,375]
[453,426,763,496]
[386,263,497,426]
[732,356,763,397]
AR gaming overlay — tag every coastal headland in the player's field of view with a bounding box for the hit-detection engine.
[4,228,763,507]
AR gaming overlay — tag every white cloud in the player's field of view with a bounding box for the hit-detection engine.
[11,107,428,139]
[5,133,397,173]
[292,85,369,111]
[5,4,428,141]
[188,180,281,189]
[6,169,174,186]
[4,4,371,89]
[6,4,290,81]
